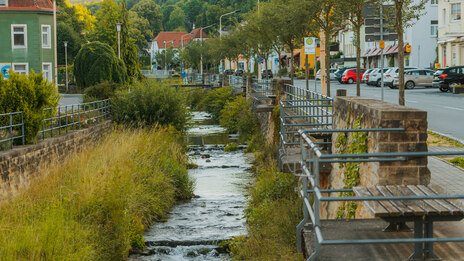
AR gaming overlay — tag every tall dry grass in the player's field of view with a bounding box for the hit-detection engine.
[0,127,194,260]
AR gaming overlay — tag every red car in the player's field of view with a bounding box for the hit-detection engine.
[342,68,367,84]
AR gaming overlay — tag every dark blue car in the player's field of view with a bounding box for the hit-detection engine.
[334,67,355,83]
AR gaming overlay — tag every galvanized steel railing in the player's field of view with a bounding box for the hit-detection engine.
[250,79,275,111]
[39,99,111,140]
[0,112,25,149]
[277,84,333,171]
[297,129,464,261]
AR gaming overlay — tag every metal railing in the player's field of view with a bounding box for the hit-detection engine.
[228,75,244,90]
[277,85,333,171]
[297,129,464,261]
[0,112,25,150]
[39,99,111,140]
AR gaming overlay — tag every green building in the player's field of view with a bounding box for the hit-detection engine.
[0,0,55,82]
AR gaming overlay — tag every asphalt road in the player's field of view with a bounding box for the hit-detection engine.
[59,94,82,106]
[294,79,464,142]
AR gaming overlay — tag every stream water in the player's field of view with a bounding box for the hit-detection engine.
[132,111,252,260]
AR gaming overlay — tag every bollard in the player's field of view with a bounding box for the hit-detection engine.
[336,89,347,96]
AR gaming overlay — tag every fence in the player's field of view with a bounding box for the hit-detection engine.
[277,84,333,171]
[39,99,111,140]
[296,128,464,261]
[0,112,25,150]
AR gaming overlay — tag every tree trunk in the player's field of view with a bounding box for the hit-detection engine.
[324,29,331,97]
[290,45,295,84]
[356,25,361,96]
[265,57,269,80]
[396,1,405,105]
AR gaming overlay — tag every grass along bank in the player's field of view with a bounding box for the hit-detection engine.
[0,127,194,260]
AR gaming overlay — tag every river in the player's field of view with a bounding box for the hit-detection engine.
[131,111,252,260]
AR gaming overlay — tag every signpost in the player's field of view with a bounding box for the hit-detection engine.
[304,37,317,92]
[0,64,11,80]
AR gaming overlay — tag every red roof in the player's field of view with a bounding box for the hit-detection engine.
[0,0,54,11]
[154,32,190,49]
[190,28,209,39]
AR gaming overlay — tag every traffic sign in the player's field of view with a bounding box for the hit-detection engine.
[304,37,316,55]
[379,40,385,49]
[0,64,11,80]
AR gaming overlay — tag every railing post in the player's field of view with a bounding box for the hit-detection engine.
[65,105,68,134]
[58,106,61,135]
[9,113,13,149]
[21,112,25,145]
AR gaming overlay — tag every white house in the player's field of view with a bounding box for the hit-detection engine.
[437,0,464,67]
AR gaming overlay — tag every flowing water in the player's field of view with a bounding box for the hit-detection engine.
[131,111,252,260]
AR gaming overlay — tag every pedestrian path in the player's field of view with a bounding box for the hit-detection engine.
[428,146,464,197]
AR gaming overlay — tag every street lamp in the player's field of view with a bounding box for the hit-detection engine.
[163,40,174,71]
[181,33,191,48]
[219,9,240,78]
[200,24,215,77]
[64,41,68,92]
[116,23,122,59]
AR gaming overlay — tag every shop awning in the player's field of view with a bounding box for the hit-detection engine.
[293,51,301,57]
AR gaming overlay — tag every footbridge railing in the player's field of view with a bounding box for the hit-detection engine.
[296,128,464,261]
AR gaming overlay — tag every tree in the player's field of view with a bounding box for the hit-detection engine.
[120,0,143,81]
[92,0,120,47]
[74,41,127,88]
[183,0,205,29]
[155,47,179,69]
[161,5,176,30]
[129,11,153,52]
[130,0,164,35]
[167,6,187,31]
[57,22,82,65]
[346,0,366,96]
[385,0,426,105]
[308,0,344,96]
[57,0,95,39]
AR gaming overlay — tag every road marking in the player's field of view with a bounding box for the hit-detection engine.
[406,100,418,103]
[444,106,464,111]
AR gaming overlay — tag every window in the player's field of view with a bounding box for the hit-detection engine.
[12,63,28,75]
[0,0,7,7]
[430,20,438,37]
[451,3,461,21]
[42,63,52,82]
[431,0,438,5]
[41,25,51,48]
[11,24,27,49]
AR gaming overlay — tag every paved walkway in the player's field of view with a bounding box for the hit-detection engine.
[428,147,464,196]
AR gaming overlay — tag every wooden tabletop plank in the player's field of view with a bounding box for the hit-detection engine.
[353,187,390,217]
[396,186,439,215]
[418,185,464,215]
[407,185,451,215]
[387,185,425,216]
[366,186,401,216]
[377,186,414,216]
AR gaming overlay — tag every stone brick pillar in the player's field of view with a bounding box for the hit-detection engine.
[324,97,429,218]
[246,76,253,99]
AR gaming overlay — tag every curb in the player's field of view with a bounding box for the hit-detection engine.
[428,129,464,146]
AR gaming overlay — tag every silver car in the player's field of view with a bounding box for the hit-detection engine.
[393,69,434,89]
[367,67,393,86]
[384,67,418,88]
[362,69,374,83]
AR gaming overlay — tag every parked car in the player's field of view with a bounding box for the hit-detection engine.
[235,69,244,76]
[367,67,393,86]
[384,67,418,88]
[224,69,234,75]
[261,69,273,79]
[334,67,355,83]
[361,69,374,83]
[315,69,337,80]
[432,66,464,92]
[170,71,181,78]
[392,69,434,89]
[341,68,366,84]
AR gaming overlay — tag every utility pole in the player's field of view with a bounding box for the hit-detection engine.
[116,23,122,59]
[53,0,57,89]
[64,41,68,92]
[380,4,384,101]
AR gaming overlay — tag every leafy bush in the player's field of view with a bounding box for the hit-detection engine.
[0,72,59,143]
[83,81,121,102]
[449,157,464,168]
[224,143,239,152]
[111,79,189,131]
[198,86,234,121]
[185,88,208,110]
[219,97,259,142]
[74,41,127,89]
[0,128,194,259]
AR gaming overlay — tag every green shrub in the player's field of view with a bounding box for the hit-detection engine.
[219,97,260,142]
[197,86,234,120]
[83,81,121,101]
[449,157,464,168]
[224,143,239,152]
[185,88,208,110]
[111,79,189,131]
[0,72,59,143]
[74,41,127,89]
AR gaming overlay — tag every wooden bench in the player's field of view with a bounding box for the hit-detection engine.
[353,185,464,260]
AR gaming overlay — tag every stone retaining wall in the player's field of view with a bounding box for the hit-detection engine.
[0,121,113,201]
[324,97,429,219]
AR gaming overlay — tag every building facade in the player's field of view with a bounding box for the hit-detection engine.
[0,0,55,81]
[437,0,464,67]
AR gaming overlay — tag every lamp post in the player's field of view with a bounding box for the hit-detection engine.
[64,41,68,92]
[181,33,191,48]
[116,23,122,59]
[219,9,240,82]
[200,24,214,77]
[53,0,57,89]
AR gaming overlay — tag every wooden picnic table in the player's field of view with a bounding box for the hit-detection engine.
[353,185,464,260]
